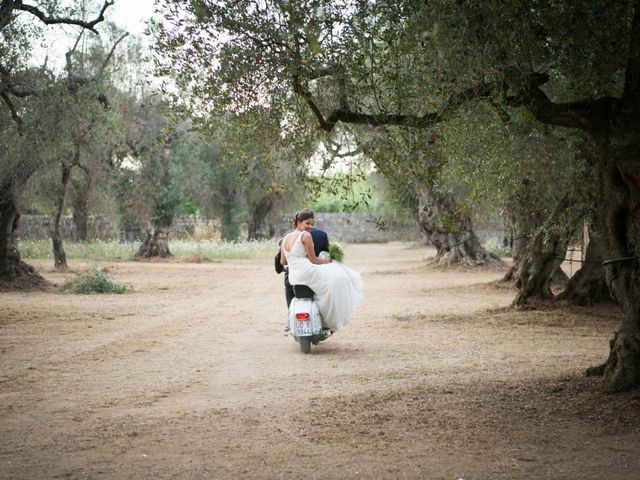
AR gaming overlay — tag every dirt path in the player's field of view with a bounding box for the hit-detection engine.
[1,243,639,479]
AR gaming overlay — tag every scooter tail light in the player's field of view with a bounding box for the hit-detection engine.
[295,312,310,321]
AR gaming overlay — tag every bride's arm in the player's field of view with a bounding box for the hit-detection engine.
[302,232,331,264]
[280,236,288,266]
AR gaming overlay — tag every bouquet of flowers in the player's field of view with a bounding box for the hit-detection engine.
[328,242,344,262]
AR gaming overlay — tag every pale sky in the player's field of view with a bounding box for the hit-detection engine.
[32,0,158,69]
[107,0,157,35]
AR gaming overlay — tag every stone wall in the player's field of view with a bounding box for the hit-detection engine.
[16,215,119,241]
[118,217,221,242]
[273,213,423,243]
[16,213,423,243]
[15,213,513,245]
[15,215,220,242]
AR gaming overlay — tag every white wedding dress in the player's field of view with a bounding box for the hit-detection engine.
[284,234,363,331]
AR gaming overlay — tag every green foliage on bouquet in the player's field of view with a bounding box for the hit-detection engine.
[329,243,344,262]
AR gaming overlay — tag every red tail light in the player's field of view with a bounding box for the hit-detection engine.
[296,313,310,321]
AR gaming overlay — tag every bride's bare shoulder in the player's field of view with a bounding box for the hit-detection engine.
[282,231,298,248]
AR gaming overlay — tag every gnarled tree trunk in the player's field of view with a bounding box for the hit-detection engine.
[597,144,640,392]
[502,232,529,282]
[501,180,545,282]
[512,194,577,306]
[72,198,89,243]
[417,187,506,268]
[220,205,240,241]
[0,196,21,279]
[505,235,572,288]
[51,161,72,270]
[513,235,568,306]
[248,190,278,240]
[71,170,91,242]
[135,222,172,258]
[352,127,504,268]
[0,190,48,290]
[556,225,610,305]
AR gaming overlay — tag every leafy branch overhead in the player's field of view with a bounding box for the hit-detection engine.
[157,0,507,134]
[0,0,115,133]
[0,0,114,33]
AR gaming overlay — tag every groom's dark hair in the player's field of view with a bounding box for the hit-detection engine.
[293,208,314,226]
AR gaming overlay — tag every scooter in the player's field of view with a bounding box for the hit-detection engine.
[287,284,332,353]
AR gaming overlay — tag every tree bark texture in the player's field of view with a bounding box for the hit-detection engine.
[220,206,240,241]
[501,180,546,282]
[0,195,23,279]
[502,233,528,282]
[248,191,278,240]
[556,226,611,305]
[512,194,577,306]
[71,169,92,242]
[0,191,48,290]
[51,162,72,270]
[502,217,536,283]
[598,144,640,392]
[0,159,47,289]
[513,237,567,306]
[72,199,89,243]
[135,223,172,258]
[417,187,506,268]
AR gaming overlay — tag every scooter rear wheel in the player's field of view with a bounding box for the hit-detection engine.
[299,336,312,354]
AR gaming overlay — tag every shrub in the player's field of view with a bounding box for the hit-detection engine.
[482,238,512,258]
[62,267,129,294]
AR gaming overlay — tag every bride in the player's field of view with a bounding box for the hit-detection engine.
[280,209,363,332]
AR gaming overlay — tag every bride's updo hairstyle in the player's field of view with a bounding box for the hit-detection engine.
[293,208,314,227]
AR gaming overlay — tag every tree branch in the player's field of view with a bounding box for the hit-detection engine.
[65,31,84,77]
[485,81,517,125]
[75,161,91,177]
[1,91,24,135]
[14,0,114,33]
[2,82,36,98]
[0,65,36,98]
[624,0,640,96]
[98,32,129,77]
[327,140,360,158]
[293,79,497,133]
[503,69,611,133]
[291,73,335,131]
[338,83,496,128]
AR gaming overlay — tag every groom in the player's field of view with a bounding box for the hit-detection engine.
[274,224,329,307]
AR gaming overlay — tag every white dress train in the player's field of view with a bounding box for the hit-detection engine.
[284,234,363,331]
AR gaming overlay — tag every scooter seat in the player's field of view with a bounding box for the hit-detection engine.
[293,284,314,299]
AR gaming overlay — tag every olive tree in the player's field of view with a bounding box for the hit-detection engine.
[110,97,186,258]
[0,0,113,287]
[462,0,640,391]
[178,108,307,241]
[47,27,128,269]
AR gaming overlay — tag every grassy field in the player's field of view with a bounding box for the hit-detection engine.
[18,239,279,262]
